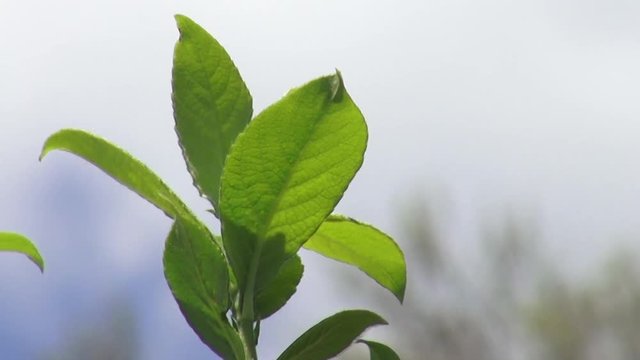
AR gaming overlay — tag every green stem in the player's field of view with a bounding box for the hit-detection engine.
[235,243,263,360]
[238,314,257,360]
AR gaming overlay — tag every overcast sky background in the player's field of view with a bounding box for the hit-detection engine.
[2,0,640,359]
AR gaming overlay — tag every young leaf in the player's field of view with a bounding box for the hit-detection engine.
[175,300,245,360]
[173,14,253,216]
[40,129,192,220]
[357,340,401,360]
[0,232,44,272]
[164,217,229,311]
[276,310,387,360]
[220,71,367,295]
[304,215,406,302]
[254,255,303,320]
[163,217,243,359]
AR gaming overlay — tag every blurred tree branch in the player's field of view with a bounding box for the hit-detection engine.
[336,194,640,360]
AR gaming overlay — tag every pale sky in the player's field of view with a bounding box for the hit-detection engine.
[2,0,640,358]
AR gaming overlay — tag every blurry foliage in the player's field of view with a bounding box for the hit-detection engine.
[339,196,640,360]
[42,299,138,360]
[527,249,640,360]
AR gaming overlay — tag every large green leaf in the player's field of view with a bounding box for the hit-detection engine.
[163,217,243,359]
[0,232,44,272]
[357,340,401,360]
[173,14,253,216]
[219,71,367,296]
[255,255,303,320]
[276,310,387,360]
[40,129,192,220]
[304,215,406,302]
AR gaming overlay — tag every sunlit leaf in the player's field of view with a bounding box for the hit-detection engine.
[173,15,253,216]
[305,215,406,302]
[255,255,303,320]
[357,339,401,360]
[40,129,192,220]
[0,232,44,272]
[276,310,387,360]
[220,71,367,296]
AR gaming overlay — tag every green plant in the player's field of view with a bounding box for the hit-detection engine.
[40,14,405,359]
[0,232,44,272]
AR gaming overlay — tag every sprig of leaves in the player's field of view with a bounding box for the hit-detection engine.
[41,14,405,359]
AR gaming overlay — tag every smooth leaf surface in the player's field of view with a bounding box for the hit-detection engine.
[173,14,253,216]
[40,129,192,220]
[220,72,367,294]
[304,215,406,302]
[254,255,303,320]
[163,218,242,359]
[175,299,245,360]
[164,217,229,311]
[0,232,44,272]
[276,310,387,360]
[357,340,401,360]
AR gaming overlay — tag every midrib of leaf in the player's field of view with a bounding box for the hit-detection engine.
[293,324,341,358]
[238,95,332,359]
[156,189,193,220]
[184,38,224,164]
[255,98,331,243]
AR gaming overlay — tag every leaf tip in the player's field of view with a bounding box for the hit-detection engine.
[39,129,72,162]
[25,244,45,273]
[39,145,51,162]
[396,289,406,304]
[174,14,192,40]
[39,134,57,162]
[25,250,45,273]
[33,257,45,273]
[329,69,345,102]
[395,274,407,304]
[357,339,401,360]
[174,14,188,26]
[396,253,407,304]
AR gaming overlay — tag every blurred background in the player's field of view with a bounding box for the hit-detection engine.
[2,0,640,359]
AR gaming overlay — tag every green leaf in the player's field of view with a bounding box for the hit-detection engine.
[164,217,229,311]
[276,310,387,360]
[255,255,303,320]
[220,71,367,295]
[173,14,253,216]
[304,215,406,302]
[163,217,243,359]
[174,300,245,360]
[357,340,401,360]
[40,129,192,220]
[0,232,44,272]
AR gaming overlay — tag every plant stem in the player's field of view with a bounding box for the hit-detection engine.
[237,314,257,360]
[235,243,263,360]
